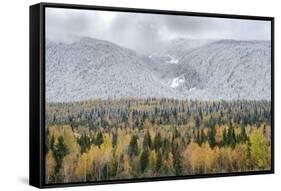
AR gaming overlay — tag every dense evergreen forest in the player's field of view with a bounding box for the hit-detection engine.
[45,98,271,184]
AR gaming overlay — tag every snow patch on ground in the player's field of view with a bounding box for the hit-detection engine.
[166,55,179,64]
[188,87,196,91]
[169,75,185,88]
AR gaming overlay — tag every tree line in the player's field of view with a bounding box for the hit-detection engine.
[45,98,271,184]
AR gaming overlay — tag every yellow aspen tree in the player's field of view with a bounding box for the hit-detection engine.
[122,154,132,178]
[233,143,250,171]
[62,125,80,155]
[202,143,215,173]
[61,153,77,183]
[100,134,113,163]
[163,152,174,175]
[45,151,56,184]
[88,145,102,180]
[74,153,88,181]
[148,150,157,175]
[250,128,270,169]
[182,142,200,174]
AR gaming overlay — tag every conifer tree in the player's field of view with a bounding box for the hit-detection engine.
[239,127,248,143]
[128,134,138,157]
[53,136,69,174]
[143,131,152,149]
[173,151,182,176]
[154,132,162,150]
[140,149,149,172]
[208,125,216,148]
[95,131,104,147]
[156,151,162,173]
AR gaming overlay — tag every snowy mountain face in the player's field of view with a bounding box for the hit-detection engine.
[179,40,271,100]
[46,37,271,102]
[46,37,182,102]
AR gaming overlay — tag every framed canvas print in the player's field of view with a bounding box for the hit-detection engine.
[29,2,274,188]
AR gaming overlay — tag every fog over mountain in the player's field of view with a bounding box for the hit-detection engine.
[46,37,271,102]
[46,8,271,54]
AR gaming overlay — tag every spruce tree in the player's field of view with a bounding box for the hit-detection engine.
[112,132,118,147]
[143,131,152,149]
[222,128,228,146]
[228,124,236,148]
[140,149,149,172]
[154,132,162,150]
[53,136,69,173]
[95,131,104,147]
[156,151,162,173]
[239,127,248,143]
[46,128,50,154]
[208,125,216,148]
[173,151,182,176]
[128,134,138,157]
[78,134,91,154]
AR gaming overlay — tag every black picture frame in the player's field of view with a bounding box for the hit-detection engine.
[30,2,275,189]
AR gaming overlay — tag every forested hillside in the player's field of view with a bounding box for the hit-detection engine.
[46,37,271,102]
[45,98,271,184]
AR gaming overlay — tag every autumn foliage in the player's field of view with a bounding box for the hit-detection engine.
[45,98,271,184]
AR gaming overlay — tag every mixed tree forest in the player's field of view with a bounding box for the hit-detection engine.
[45,98,271,184]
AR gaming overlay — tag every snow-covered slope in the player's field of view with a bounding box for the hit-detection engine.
[46,37,271,102]
[46,37,181,102]
[179,40,271,100]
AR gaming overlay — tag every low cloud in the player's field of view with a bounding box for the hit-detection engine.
[46,7,271,54]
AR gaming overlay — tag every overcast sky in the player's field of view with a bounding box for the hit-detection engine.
[46,7,271,54]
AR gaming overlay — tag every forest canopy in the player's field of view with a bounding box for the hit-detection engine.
[45,98,271,184]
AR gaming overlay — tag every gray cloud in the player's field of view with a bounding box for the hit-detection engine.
[46,8,271,54]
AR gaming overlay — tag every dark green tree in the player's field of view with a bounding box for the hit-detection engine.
[208,125,216,148]
[50,135,55,151]
[154,132,162,150]
[140,149,149,172]
[143,131,152,149]
[238,127,248,143]
[228,124,236,148]
[156,151,162,173]
[95,131,104,147]
[78,134,91,154]
[222,128,228,146]
[173,151,182,176]
[112,132,118,147]
[195,116,200,128]
[200,129,206,145]
[46,128,50,154]
[195,130,200,145]
[162,137,171,157]
[196,129,206,146]
[128,134,138,157]
[53,136,69,173]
